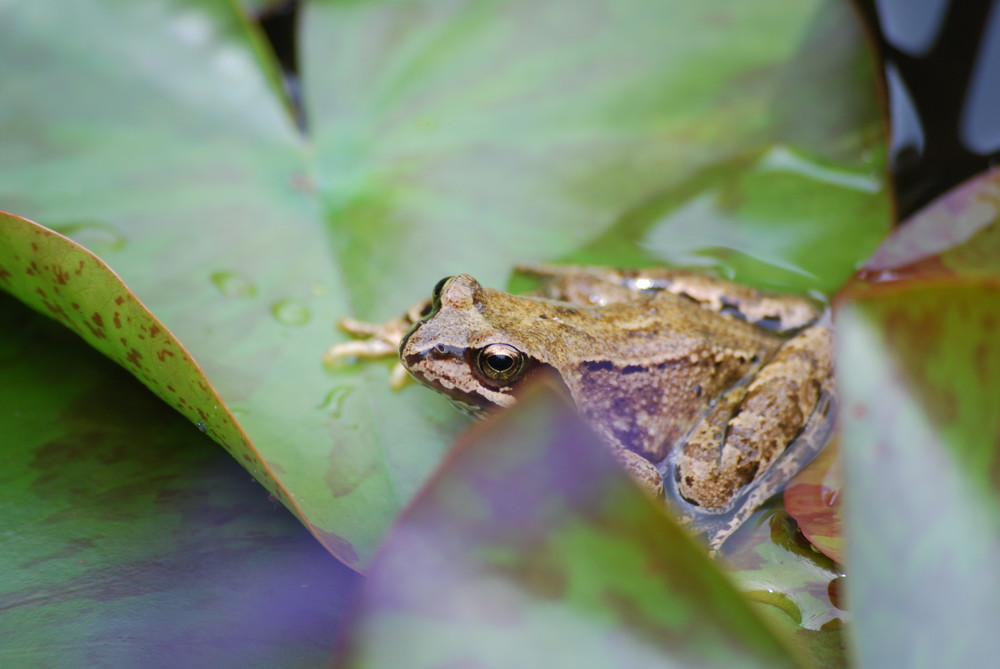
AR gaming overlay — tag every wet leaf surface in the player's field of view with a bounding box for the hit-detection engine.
[334,386,808,668]
[0,0,887,569]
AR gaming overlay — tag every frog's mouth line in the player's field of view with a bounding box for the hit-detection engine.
[407,365,498,414]
[402,344,502,412]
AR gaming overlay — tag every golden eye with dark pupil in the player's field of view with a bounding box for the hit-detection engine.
[477,343,524,382]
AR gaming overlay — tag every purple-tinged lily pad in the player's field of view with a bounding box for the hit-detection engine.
[334,386,811,668]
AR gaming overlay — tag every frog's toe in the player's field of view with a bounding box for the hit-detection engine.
[323,339,397,365]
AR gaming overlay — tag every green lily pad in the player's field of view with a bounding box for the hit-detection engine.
[0,0,887,568]
[334,385,809,668]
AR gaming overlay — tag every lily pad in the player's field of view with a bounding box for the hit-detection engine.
[836,169,1000,667]
[0,0,887,568]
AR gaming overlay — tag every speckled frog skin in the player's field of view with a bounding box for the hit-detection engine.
[328,264,835,545]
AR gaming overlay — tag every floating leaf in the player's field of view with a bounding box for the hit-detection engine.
[861,169,1000,281]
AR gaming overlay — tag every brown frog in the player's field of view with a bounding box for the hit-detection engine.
[326,264,835,548]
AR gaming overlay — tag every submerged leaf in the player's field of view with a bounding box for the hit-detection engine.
[0,294,359,667]
[784,438,844,564]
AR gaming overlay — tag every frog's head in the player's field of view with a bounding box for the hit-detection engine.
[399,274,543,415]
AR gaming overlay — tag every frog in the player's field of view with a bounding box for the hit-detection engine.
[325,264,835,549]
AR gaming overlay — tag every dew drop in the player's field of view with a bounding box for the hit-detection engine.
[210,270,257,298]
[271,299,311,326]
[196,421,208,433]
[49,221,126,253]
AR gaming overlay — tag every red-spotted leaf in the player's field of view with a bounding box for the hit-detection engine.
[334,386,809,668]
[783,438,844,564]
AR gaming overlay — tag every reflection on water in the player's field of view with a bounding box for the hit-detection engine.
[854,0,1000,219]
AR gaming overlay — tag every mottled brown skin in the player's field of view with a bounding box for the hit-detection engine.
[393,266,834,514]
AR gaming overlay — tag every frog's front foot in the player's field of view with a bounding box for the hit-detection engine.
[323,299,431,389]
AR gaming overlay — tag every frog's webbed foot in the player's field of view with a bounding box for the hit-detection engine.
[323,299,431,390]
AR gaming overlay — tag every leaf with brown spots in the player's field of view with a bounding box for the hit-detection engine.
[0,210,295,520]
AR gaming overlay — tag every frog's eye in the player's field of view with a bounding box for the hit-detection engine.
[476,343,525,383]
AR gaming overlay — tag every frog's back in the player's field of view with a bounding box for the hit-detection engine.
[481,290,783,463]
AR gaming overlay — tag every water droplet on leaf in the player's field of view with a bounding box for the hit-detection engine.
[271,299,310,326]
[210,271,257,298]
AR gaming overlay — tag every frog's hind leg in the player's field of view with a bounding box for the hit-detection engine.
[700,397,835,553]
[673,325,835,548]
